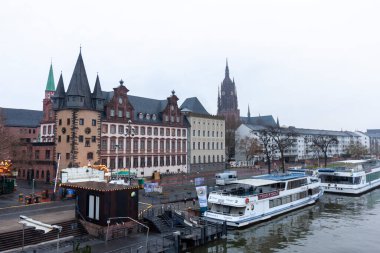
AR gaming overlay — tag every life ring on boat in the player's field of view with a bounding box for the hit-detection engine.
[245,198,249,204]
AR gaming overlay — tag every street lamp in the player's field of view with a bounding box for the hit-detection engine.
[125,120,135,185]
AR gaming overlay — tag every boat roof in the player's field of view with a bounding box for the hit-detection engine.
[334,160,368,164]
[235,173,306,187]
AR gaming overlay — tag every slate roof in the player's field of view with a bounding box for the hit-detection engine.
[66,52,93,108]
[54,74,65,98]
[1,108,43,127]
[92,75,103,99]
[245,123,360,138]
[366,129,380,138]
[102,91,168,122]
[180,97,209,115]
[240,115,277,127]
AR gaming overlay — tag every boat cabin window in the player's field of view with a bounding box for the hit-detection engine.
[210,204,245,216]
[320,175,360,185]
[287,178,308,190]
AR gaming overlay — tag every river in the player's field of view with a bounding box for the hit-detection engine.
[193,189,380,253]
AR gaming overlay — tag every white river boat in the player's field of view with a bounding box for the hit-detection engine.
[204,173,323,227]
[318,159,380,195]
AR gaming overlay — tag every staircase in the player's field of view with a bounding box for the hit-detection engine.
[0,219,87,252]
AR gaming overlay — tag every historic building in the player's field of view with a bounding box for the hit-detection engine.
[49,51,188,177]
[40,63,56,142]
[101,85,188,177]
[181,97,226,172]
[217,60,241,160]
[0,107,55,182]
[217,60,240,125]
[52,51,103,169]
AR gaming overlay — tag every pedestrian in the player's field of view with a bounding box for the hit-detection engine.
[184,197,187,206]
[193,198,196,206]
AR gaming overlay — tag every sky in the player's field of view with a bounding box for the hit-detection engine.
[0,0,379,132]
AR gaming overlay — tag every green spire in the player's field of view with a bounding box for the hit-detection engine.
[46,63,55,91]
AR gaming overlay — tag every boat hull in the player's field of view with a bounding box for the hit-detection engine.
[204,191,323,228]
[322,178,380,195]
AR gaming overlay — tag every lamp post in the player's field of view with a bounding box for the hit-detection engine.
[125,120,135,185]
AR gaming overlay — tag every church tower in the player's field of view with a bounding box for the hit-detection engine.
[217,59,240,126]
[39,63,56,142]
[217,60,240,160]
[53,50,104,169]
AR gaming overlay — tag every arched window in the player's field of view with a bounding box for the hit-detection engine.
[193,156,196,163]
[198,156,201,163]
[87,152,94,160]
[36,170,39,179]
[41,170,45,179]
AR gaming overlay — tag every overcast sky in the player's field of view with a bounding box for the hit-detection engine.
[1,0,379,131]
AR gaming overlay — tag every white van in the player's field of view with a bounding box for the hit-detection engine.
[215,171,238,185]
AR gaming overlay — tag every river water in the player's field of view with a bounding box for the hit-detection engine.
[193,189,380,253]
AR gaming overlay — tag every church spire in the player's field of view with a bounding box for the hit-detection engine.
[247,105,251,124]
[225,58,229,77]
[45,63,55,91]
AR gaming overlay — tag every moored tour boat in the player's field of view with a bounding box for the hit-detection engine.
[203,173,323,227]
[318,159,380,195]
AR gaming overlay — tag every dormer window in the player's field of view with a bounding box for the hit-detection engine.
[152,114,157,120]
[110,109,115,117]
[126,111,131,118]
[176,116,180,123]
[139,113,143,119]
[165,115,169,122]
[146,113,150,120]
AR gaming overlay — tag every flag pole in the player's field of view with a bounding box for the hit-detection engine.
[53,154,61,194]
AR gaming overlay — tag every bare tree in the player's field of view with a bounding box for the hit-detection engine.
[344,142,368,159]
[307,135,338,167]
[253,128,277,174]
[267,127,298,173]
[237,136,262,162]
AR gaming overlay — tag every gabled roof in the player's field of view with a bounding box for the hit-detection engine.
[45,63,55,91]
[180,97,209,115]
[1,108,43,127]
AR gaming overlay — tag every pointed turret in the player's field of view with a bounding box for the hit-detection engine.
[247,105,251,124]
[66,51,93,109]
[92,74,105,111]
[53,74,66,110]
[225,58,229,78]
[92,74,103,99]
[46,63,55,91]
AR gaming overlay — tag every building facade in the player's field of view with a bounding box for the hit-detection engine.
[235,123,365,164]
[181,97,226,172]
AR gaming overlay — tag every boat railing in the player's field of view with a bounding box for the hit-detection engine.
[207,210,244,217]
[210,190,256,198]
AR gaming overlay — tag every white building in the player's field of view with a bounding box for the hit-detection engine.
[181,97,226,172]
[235,121,367,163]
